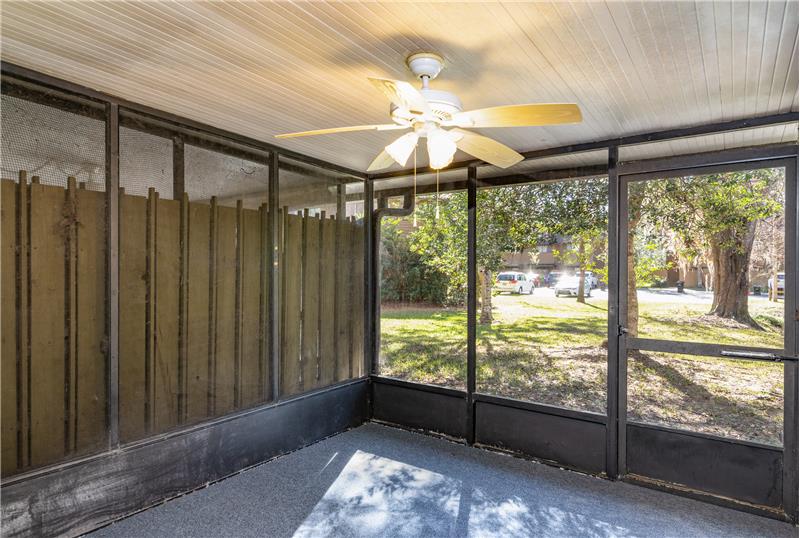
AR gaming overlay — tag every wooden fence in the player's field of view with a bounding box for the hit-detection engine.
[1,173,364,476]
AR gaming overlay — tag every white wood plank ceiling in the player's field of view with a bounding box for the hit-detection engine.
[2,1,797,173]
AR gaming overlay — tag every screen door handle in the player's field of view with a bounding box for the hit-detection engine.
[720,350,798,363]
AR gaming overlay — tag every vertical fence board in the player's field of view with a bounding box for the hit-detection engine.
[154,198,181,433]
[234,202,244,409]
[15,174,30,470]
[241,208,262,408]
[5,182,366,465]
[186,202,211,424]
[335,216,351,382]
[1,180,17,475]
[214,206,237,414]
[319,216,336,386]
[119,192,148,442]
[178,193,189,423]
[281,213,302,396]
[75,188,107,453]
[66,178,79,454]
[351,220,365,378]
[302,213,320,389]
[145,191,157,431]
[28,182,66,466]
[208,199,219,416]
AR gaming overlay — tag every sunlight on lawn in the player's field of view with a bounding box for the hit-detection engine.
[379,291,785,445]
[637,294,784,349]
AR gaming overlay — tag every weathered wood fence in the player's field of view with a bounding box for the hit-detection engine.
[1,173,364,476]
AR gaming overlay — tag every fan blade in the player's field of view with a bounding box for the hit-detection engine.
[450,128,523,169]
[275,124,406,139]
[368,77,431,116]
[367,149,397,172]
[449,103,581,128]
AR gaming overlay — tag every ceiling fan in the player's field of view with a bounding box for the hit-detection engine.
[275,52,582,172]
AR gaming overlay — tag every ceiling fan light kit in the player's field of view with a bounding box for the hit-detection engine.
[427,127,458,170]
[385,131,419,167]
[275,51,582,172]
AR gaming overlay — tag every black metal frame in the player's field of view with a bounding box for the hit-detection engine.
[0,62,368,180]
[369,133,798,520]
[2,60,799,532]
[370,113,798,179]
[0,63,373,537]
[616,149,799,519]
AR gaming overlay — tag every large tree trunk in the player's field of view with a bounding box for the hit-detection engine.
[770,219,780,302]
[708,222,760,328]
[627,219,639,337]
[626,192,644,338]
[577,239,586,303]
[480,268,493,324]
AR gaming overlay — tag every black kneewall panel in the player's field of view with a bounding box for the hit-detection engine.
[626,424,783,507]
[1,380,368,538]
[475,401,606,474]
[371,381,467,439]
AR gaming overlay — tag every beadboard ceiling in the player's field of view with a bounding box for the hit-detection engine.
[2,1,797,173]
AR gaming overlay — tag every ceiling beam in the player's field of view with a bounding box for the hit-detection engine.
[373,164,608,198]
[369,111,799,180]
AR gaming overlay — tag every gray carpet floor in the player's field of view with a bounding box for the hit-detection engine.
[92,423,797,538]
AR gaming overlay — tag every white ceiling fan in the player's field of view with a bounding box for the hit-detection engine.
[276,52,582,172]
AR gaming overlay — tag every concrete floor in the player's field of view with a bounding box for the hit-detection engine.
[92,423,796,538]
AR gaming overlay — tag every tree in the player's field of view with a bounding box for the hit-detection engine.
[643,169,782,327]
[380,219,448,305]
[409,193,469,307]
[530,178,608,303]
[409,177,610,323]
[626,182,646,336]
[411,189,530,323]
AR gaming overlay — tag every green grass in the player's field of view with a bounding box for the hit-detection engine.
[380,291,785,445]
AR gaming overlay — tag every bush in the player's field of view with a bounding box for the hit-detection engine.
[380,221,449,306]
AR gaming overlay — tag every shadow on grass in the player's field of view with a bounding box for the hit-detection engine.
[380,308,782,444]
[478,317,605,348]
[629,352,782,444]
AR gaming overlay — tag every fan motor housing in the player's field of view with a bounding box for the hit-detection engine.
[420,88,463,120]
[389,88,462,124]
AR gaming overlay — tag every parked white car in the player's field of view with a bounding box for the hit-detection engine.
[495,272,535,294]
[554,275,592,297]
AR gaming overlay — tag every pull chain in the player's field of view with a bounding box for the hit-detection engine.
[413,146,418,228]
[435,169,440,220]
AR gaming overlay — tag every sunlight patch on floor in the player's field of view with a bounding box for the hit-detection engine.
[294,450,461,537]
[293,450,633,538]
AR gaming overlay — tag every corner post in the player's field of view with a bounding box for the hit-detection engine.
[363,179,374,379]
[467,165,477,444]
[606,144,622,478]
[783,156,798,522]
[268,152,281,401]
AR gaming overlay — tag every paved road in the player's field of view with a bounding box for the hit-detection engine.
[519,286,778,305]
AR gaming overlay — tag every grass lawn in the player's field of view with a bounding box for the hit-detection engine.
[379,289,784,446]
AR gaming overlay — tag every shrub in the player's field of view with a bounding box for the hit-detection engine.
[380,220,449,306]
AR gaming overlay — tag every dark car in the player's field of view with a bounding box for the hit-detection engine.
[545,271,562,288]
